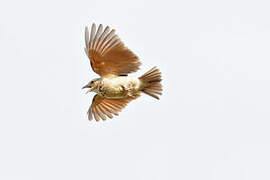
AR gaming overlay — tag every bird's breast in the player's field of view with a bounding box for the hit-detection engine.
[99,77,141,98]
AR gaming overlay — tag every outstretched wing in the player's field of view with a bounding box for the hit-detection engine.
[85,23,141,77]
[88,94,141,121]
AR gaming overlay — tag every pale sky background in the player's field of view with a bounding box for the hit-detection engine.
[0,0,270,179]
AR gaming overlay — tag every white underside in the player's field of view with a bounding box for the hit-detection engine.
[103,76,141,89]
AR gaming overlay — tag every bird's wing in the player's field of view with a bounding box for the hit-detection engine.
[88,94,140,121]
[84,23,141,77]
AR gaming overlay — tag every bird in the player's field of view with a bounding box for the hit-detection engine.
[82,23,162,121]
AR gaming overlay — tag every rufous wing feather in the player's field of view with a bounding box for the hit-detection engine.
[85,23,141,77]
[88,94,141,121]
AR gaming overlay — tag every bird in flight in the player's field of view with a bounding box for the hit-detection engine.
[83,23,162,121]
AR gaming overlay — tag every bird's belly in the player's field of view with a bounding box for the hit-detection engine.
[100,77,141,98]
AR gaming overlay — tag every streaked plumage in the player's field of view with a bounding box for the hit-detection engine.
[83,23,162,121]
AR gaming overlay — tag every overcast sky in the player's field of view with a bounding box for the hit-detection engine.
[1,0,270,179]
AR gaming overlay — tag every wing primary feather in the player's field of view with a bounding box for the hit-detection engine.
[84,47,88,56]
[106,99,122,108]
[93,107,100,121]
[85,26,89,50]
[96,26,110,52]
[93,24,103,49]
[102,29,115,45]
[88,107,93,120]
[99,30,116,54]
[102,102,119,115]
[96,106,106,120]
[93,24,103,50]
[89,23,96,49]
[105,100,125,110]
[102,38,121,55]
[103,101,120,111]
[114,101,127,109]
[99,104,113,118]
[100,35,120,55]
[92,24,104,57]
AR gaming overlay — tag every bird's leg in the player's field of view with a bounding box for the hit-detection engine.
[121,85,133,97]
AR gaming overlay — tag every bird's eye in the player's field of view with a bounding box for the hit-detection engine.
[90,81,94,84]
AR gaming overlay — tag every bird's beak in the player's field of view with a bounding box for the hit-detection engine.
[82,85,89,89]
[85,89,92,94]
[82,84,92,94]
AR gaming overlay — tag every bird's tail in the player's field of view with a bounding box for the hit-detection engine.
[139,67,162,100]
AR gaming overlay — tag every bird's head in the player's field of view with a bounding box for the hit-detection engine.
[82,78,100,93]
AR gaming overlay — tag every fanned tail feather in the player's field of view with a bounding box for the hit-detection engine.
[139,67,162,100]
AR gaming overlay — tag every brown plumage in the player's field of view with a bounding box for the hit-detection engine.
[83,23,162,121]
